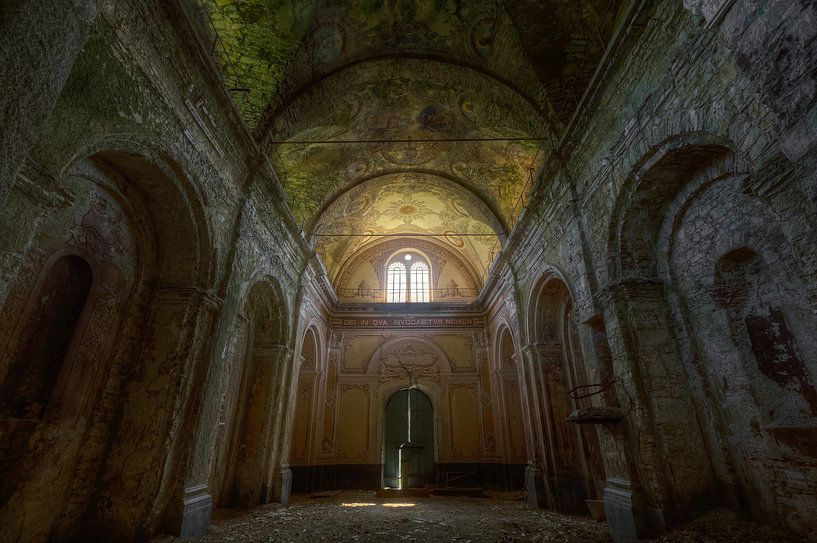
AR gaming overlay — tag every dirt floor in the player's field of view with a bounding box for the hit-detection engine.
[155,491,804,543]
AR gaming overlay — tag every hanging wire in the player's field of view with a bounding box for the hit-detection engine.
[267,136,549,144]
[314,232,499,238]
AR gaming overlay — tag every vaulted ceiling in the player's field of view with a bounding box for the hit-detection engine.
[202,0,628,289]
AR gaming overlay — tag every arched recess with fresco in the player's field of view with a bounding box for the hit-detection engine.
[215,277,289,508]
[493,324,527,489]
[527,270,606,513]
[0,144,213,541]
[290,325,323,493]
[610,134,817,530]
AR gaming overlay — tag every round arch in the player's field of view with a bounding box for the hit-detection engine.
[334,236,482,298]
[63,135,214,288]
[260,53,549,142]
[218,275,290,509]
[0,140,217,540]
[606,132,739,283]
[299,319,326,372]
[492,319,520,372]
[366,335,454,376]
[525,266,578,348]
[310,169,509,238]
[382,385,436,489]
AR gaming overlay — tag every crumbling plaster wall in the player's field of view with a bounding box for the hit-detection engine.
[0,1,331,540]
[485,0,817,537]
[2,0,817,541]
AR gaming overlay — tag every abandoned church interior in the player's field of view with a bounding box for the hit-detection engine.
[1,0,816,541]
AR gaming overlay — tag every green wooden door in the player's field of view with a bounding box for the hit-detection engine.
[384,388,434,488]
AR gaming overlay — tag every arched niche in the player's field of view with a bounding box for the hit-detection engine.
[291,326,321,475]
[603,137,741,521]
[86,149,214,539]
[0,255,92,420]
[634,138,817,531]
[0,254,94,510]
[608,136,736,282]
[0,144,213,542]
[218,278,289,508]
[527,271,606,513]
[493,326,527,467]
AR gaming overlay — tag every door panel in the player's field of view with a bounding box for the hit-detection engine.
[384,389,434,488]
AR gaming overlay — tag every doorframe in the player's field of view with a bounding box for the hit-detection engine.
[378,383,440,488]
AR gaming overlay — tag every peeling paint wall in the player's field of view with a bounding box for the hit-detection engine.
[1,1,816,542]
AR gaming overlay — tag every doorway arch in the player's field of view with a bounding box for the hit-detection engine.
[383,388,434,489]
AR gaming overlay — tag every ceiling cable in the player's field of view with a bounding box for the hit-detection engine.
[270,136,548,145]
[313,232,498,237]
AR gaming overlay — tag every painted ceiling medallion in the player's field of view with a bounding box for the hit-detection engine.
[444,230,465,248]
[386,198,430,224]
[345,158,370,180]
[451,199,470,217]
[345,195,370,215]
[381,140,436,166]
[459,97,477,124]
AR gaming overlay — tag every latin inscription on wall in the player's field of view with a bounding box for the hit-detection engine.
[330,316,484,329]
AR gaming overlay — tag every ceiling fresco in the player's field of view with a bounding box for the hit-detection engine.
[315,173,500,280]
[269,61,546,224]
[201,0,629,294]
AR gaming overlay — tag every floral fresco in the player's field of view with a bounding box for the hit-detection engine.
[200,0,623,292]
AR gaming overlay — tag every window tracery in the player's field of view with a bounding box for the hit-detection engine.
[385,253,430,303]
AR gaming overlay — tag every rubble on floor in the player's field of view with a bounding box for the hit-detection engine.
[153,493,803,543]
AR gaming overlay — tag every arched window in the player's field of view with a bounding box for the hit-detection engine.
[410,262,430,302]
[386,261,407,303]
[385,253,431,303]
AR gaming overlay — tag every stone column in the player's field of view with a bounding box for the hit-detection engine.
[266,346,296,506]
[159,288,222,539]
[583,299,648,543]
[95,285,220,540]
[519,343,553,508]
[0,0,100,206]
[178,297,230,539]
[599,278,714,538]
